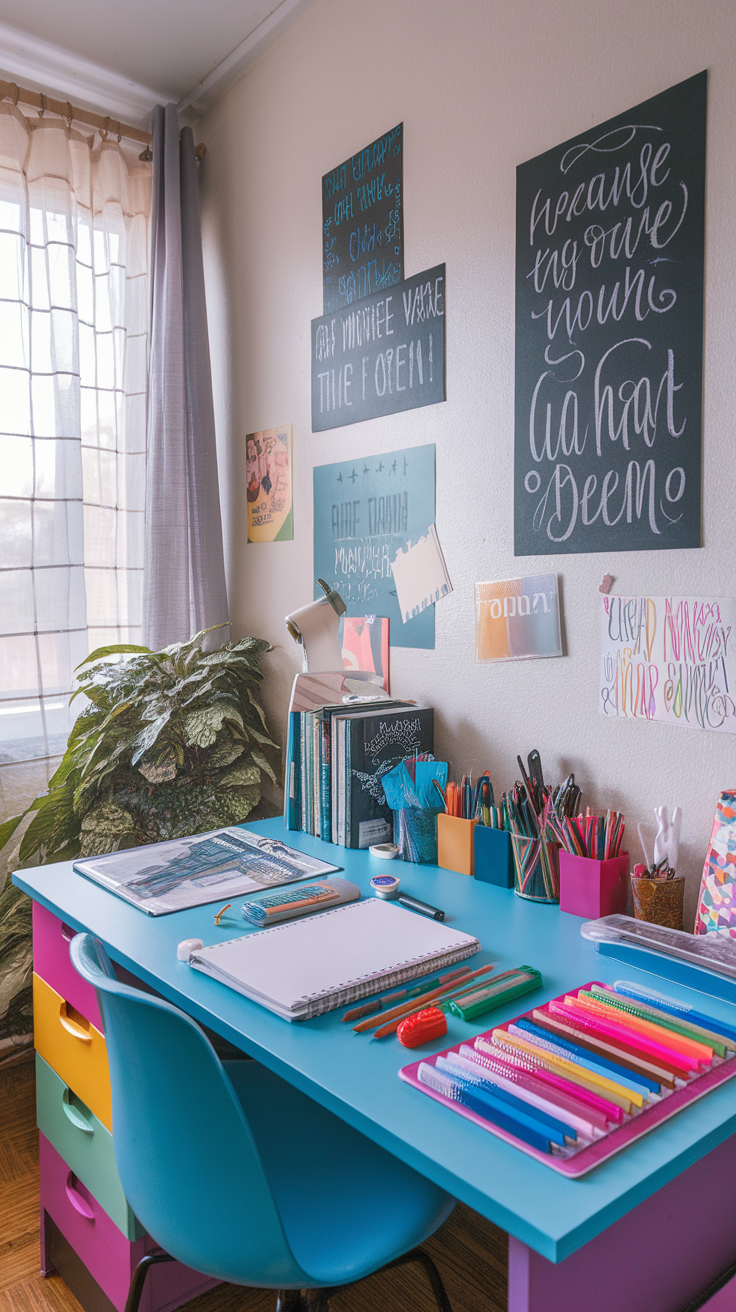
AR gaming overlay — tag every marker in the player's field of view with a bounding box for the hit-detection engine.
[397,893,445,920]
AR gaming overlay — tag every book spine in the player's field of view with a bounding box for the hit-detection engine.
[285,712,300,830]
[299,712,307,833]
[319,714,331,842]
[345,724,352,848]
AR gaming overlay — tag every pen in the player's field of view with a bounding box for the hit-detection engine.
[341,965,471,1022]
[353,964,495,1033]
[370,967,523,1039]
[397,893,445,920]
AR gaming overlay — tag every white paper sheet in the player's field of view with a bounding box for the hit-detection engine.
[391,524,453,623]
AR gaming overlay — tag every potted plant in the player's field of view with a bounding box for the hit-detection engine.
[0,625,278,1055]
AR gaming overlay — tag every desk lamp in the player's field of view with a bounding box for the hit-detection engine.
[285,578,346,672]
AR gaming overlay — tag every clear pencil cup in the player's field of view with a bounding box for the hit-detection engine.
[393,807,440,864]
[510,831,560,903]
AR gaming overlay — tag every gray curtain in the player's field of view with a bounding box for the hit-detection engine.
[143,103,229,651]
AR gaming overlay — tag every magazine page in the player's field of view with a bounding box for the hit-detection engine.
[73,828,342,915]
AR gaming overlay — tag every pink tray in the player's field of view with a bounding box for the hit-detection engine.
[399,980,736,1177]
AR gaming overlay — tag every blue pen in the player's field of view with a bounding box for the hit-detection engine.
[514,1019,660,1096]
[437,1055,577,1142]
[614,982,736,1044]
[418,1063,556,1153]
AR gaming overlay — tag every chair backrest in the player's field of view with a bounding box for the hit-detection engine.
[69,933,309,1288]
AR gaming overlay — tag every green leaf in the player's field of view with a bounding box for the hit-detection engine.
[183,704,243,749]
[249,747,277,785]
[247,687,268,729]
[75,643,155,669]
[0,812,27,856]
[130,711,172,766]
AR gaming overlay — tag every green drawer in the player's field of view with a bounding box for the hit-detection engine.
[35,1053,145,1240]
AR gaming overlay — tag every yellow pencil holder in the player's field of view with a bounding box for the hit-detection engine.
[437,814,477,876]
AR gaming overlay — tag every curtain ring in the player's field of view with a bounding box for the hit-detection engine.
[38,92,46,117]
[64,101,74,130]
[10,82,19,107]
[101,116,110,141]
[116,121,122,144]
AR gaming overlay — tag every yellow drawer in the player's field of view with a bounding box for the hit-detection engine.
[33,973,112,1132]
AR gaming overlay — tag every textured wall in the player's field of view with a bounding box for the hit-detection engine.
[197,0,736,928]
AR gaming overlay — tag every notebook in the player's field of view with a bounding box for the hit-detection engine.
[188,897,481,1020]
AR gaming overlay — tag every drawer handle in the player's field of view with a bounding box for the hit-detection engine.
[59,1003,92,1043]
[62,1088,94,1135]
[65,1173,95,1221]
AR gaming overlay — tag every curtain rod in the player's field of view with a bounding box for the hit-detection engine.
[0,77,152,148]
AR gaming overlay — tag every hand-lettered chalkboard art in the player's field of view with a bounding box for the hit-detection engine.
[311,264,446,432]
[323,124,403,315]
[514,71,706,556]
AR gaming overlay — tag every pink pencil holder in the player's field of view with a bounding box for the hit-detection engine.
[559,851,630,918]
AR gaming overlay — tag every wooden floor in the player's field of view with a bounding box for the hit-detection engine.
[0,1059,507,1312]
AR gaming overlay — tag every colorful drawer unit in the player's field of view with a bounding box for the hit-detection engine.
[40,1133,217,1312]
[34,906,218,1312]
[35,1052,144,1241]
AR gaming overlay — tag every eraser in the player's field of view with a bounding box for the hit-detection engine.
[177,938,204,961]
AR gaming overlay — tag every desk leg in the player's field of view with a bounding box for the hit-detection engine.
[508,1134,736,1312]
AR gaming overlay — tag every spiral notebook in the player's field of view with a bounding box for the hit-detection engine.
[188,897,481,1020]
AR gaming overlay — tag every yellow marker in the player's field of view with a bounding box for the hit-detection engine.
[491,1029,639,1112]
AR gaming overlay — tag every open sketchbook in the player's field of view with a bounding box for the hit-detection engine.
[73,828,341,915]
[188,897,481,1020]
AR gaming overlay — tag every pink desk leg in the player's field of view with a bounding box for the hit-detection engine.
[508,1134,736,1312]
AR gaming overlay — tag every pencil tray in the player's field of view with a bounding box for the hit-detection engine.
[559,852,629,919]
[509,831,559,902]
[399,979,736,1178]
[474,826,513,888]
[437,815,477,876]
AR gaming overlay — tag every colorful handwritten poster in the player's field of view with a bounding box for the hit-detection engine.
[515,72,706,555]
[313,444,436,649]
[600,594,736,733]
[322,124,403,315]
[245,425,293,542]
[476,575,562,661]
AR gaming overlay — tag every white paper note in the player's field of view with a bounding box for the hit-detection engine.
[391,525,453,623]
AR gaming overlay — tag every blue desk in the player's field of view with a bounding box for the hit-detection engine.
[15,820,736,1312]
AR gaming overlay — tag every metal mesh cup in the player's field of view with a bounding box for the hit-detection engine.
[393,808,440,863]
[631,874,685,930]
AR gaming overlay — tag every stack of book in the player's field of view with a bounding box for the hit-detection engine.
[285,699,433,849]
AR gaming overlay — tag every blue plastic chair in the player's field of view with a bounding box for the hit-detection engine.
[70,934,456,1312]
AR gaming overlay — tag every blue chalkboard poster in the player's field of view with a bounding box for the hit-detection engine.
[323,124,403,315]
[514,72,706,555]
[313,444,436,650]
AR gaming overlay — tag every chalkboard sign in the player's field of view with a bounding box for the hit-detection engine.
[323,124,403,315]
[514,72,706,556]
[311,264,446,432]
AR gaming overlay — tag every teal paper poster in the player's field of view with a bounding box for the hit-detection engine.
[313,444,436,650]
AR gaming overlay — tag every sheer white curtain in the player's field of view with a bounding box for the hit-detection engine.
[0,104,151,829]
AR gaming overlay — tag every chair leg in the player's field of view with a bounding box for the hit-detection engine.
[125,1252,176,1312]
[381,1245,454,1312]
[275,1292,308,1312]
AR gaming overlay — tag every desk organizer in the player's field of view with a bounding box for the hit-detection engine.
[33,904,217,1312]
[437,814,477,876]
[400,979,736,1178]
[510,831,559,903]
[632,873,686,930]
[559,852,629,919]
[474,826,514,888]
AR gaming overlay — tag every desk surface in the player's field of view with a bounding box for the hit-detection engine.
[15,819,736,1264]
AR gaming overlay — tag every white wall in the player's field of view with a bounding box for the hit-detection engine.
[197,0,736,928]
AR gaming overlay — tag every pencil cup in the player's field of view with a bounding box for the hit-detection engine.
[559,851,630,918]
[510,831,559,903]
[631,874,685,930]
[437,815,477,876]
[392,807,439,863]
[474,826,514,888]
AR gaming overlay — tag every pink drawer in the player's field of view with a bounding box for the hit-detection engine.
[39,1133,217,1312]
[33,904,103,1030]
